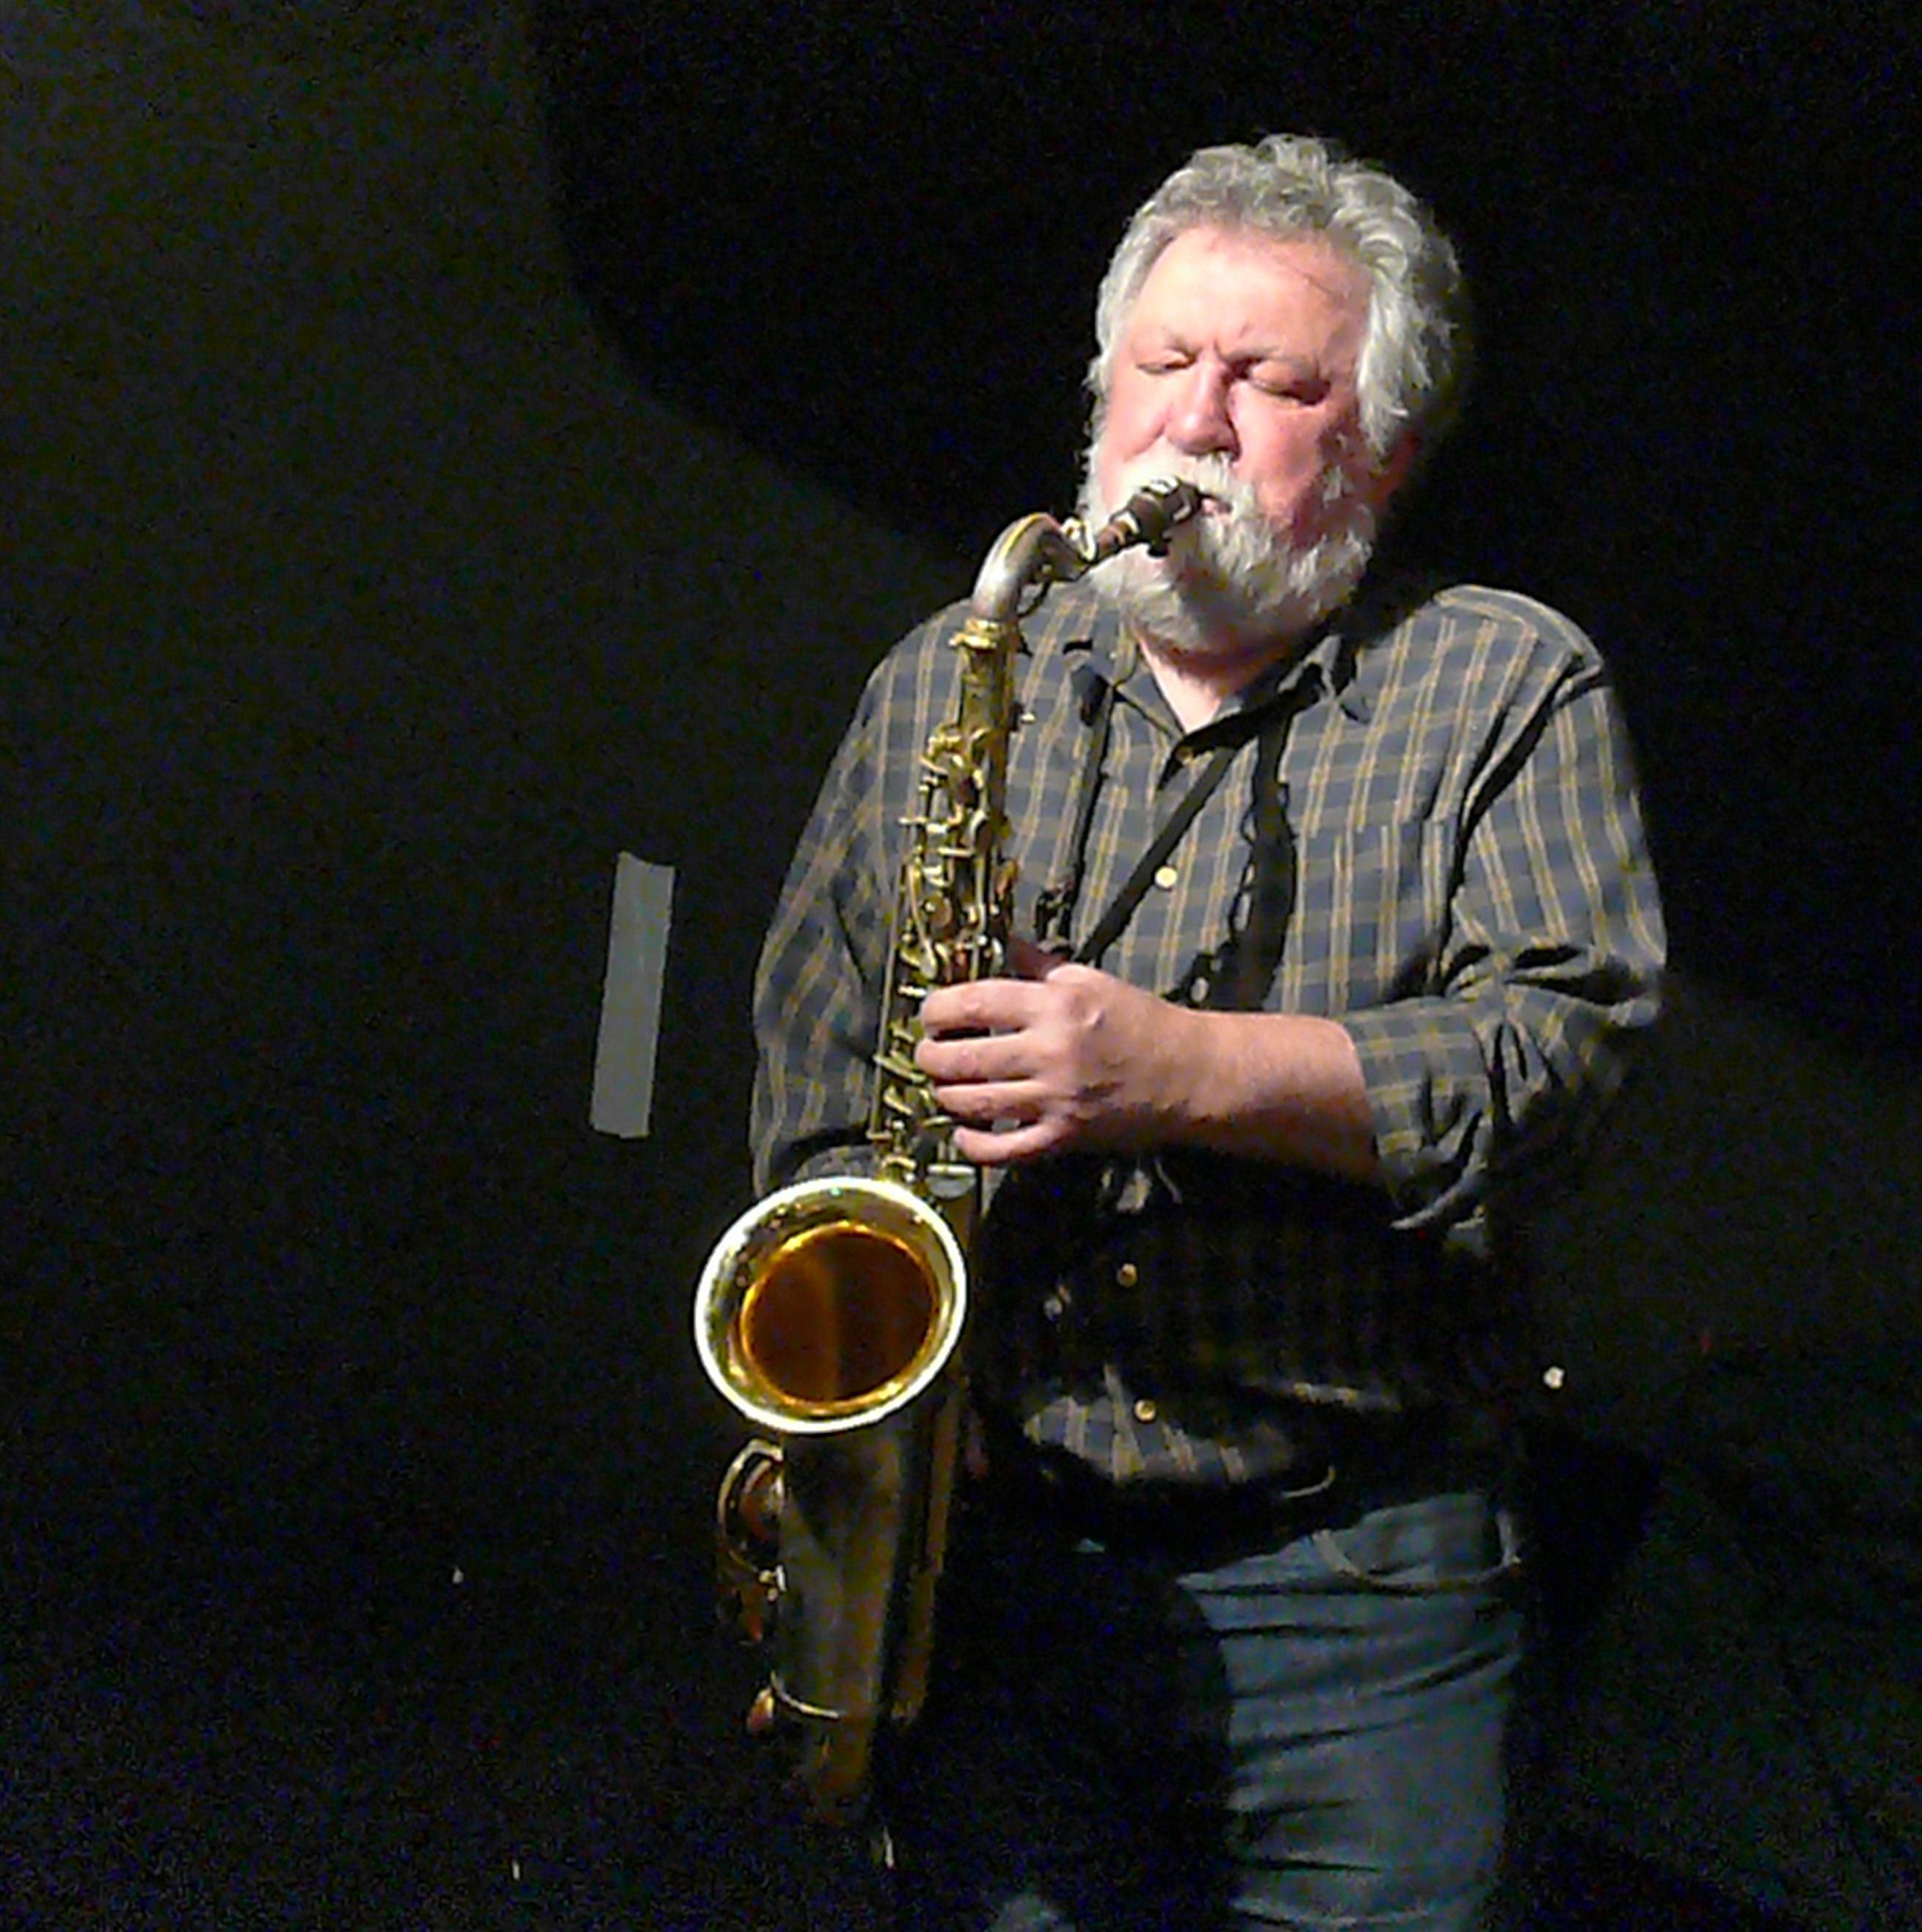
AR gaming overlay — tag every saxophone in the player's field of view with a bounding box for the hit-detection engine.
[692,477,1205,1828]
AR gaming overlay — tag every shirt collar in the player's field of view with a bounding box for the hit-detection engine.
[1077,607,1343,738]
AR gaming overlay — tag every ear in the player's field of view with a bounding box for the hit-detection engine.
[1364,433,1419,512]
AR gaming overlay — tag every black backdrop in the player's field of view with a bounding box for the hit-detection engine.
[4,4,1918,1927]
[537,0,1921,1061]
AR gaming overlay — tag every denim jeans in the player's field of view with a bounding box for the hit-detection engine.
[878,1472,1524,1931]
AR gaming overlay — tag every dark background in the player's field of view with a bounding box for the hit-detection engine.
[4,3,1917,1928]
[539,0,1919,1060]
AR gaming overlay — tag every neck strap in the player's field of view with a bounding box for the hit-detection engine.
[1034,677,1306,1006]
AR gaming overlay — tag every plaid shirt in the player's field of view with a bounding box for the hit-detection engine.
[751,574,1665,1482]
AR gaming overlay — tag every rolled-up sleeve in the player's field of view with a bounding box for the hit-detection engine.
[1342,650,1665,1243]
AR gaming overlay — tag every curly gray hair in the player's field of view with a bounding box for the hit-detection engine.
[1090,134,1471,461]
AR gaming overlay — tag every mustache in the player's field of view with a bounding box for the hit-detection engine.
[1105,450,1358,534]
[1102,454,1300,588]
[1106,452,1255,524]
[1079,436,1379,656]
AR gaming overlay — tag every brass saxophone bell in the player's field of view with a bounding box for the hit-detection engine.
[692,478,1204,1828]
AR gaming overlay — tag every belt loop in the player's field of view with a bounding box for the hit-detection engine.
[1310,1503,1523,1597]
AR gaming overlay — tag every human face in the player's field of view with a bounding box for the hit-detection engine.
[1094,224,1385,542]
[1085,227,1403,659]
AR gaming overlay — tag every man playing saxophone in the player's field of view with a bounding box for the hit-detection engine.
[749,133,1665,1931]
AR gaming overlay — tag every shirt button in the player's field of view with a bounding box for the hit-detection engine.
[1115,1261,1138,1288]
[1133,1398,1159,1424]
[1153,864,1179,890]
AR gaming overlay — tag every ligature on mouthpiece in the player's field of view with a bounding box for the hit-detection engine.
[1102,477,1210,559]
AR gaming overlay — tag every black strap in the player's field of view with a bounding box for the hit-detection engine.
[1176,700,1299,1009]
[1035,676,1307,1006]
[1033,675,1116,954]
[1073,736,1241,969]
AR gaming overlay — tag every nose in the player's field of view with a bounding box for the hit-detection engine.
[1164,360,1236,457]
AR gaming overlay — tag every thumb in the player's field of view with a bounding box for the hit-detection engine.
[1006,934,1072,981]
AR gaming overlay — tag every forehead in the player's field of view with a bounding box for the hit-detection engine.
[1126,225,1370,360]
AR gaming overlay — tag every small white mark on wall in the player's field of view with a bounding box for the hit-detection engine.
[590,854,674,1138]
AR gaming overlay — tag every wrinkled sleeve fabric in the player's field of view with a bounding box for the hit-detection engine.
[1340,601,1665,1246]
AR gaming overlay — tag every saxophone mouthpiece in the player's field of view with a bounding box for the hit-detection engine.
[1110,477,1210,558]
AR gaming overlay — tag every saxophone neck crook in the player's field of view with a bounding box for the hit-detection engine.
[967,477,1208,625]
[967,512,1087,627]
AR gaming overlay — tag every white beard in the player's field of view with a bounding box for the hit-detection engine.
[1078,447,1377,660]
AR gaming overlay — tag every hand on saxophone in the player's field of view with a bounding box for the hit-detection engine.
[915,935,1383,1184]
[914,937,1206,1164]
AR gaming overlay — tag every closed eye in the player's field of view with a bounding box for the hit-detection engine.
[1246,366,1330,404]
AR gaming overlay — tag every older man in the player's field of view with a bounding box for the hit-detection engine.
[751,133,1664,1931]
